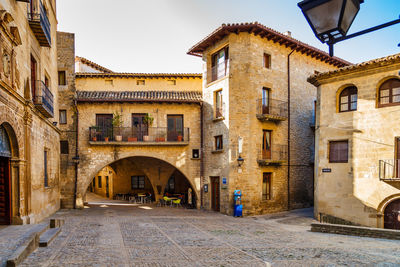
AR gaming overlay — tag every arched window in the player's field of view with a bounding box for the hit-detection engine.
[339,86,357,112]
[379,78,400,107]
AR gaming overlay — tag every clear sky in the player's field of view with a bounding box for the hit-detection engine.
[57,0,400,73]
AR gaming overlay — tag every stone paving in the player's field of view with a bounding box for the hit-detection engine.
[18,204,400,266]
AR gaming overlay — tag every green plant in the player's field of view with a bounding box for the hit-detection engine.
[143,113,154,127]
[112,112,123,135]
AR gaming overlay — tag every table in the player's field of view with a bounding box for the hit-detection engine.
[138,194,146,204]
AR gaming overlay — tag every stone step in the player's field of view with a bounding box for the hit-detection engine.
[39,227,61,247]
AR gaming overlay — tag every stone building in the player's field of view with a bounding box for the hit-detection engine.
[309,53,400,229]
[188,22,349,215]
[67,56,203,207]
[0,0,60,225]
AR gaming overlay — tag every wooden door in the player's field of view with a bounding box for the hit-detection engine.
[31,56,37,100]
[105,176,109,198]
[167,115,183,141]
[262,88,270,114]
[132,114,147,141]
[0,157,11,225]
[396,138,400,178]
[210,177,220,212]
[262,130,272,159]
[384,199,400,230]
[96,114,113,141]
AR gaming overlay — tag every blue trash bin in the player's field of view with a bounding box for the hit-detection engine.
[233,190,242,217]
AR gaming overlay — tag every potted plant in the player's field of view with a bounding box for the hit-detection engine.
[104,127,112,142]
[112,111,123,142]
[90,125,99,141]
[142,113,154,141]
[177,130,183,142]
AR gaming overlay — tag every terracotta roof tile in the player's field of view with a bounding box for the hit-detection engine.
[308,53,400,86]
[188,22,351,67]
[76,90,202,103]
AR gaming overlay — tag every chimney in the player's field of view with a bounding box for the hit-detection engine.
[284,31,292,37]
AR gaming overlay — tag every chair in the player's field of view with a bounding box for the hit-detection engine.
[157,199,165,207]
[163,196,172,207]
[128,196,136,203]
[172,198,182,208]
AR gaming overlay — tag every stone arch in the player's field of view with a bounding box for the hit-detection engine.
[335,83,357,113]
[78,153,199,205]
[1,122,19,158]
[377,193,400,214]
[0,106,24,159]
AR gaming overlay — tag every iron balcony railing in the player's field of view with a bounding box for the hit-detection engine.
[257,144,288,164]
[89,126,190,143]
[210,60,229,83]
[28,0,51,47]
[256,98,288,120]
[33,80,54,118]
[379,159,400,181]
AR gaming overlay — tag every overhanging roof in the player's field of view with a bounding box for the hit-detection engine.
[75,72,202,79]
[188,22,351,67]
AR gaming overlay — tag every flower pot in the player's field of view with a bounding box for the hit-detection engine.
[159,137,165,142]
[105,137,109,142]
[115,135,122,142]
[128,137,137,142]
[177,135,183,142]
[143,135,150,142]
[92,136,97,141]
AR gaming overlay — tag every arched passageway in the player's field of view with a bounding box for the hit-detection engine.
[384,199,400,230]
[84,156,198,207]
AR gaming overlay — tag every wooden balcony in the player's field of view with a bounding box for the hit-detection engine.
[257,144,288,166]
[33,81,54,118]
[28,0,51,47]
[256,98,288,122]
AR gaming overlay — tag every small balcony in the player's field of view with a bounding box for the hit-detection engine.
[209,60,229,83]
[89,126,190,146]
[33,81,54,118]
[257,144,288,166]
[256,99,288,122]
[379,160,400,181]
[28,0,51,47]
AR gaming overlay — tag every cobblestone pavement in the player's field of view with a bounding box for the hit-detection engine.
[20,204,400,266]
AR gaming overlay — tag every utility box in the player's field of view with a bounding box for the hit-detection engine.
[233,190,242,217]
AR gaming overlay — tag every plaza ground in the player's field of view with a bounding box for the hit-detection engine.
[2,198,394,267]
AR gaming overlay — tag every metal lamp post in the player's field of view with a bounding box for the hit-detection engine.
[298,0,400,56]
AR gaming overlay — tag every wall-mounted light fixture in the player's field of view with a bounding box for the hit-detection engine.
[237,156,244,167]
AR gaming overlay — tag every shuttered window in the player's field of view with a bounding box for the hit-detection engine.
[329,140,348,163]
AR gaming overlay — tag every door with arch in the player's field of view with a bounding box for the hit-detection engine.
[384,199,400,230]
[0,125,12,225]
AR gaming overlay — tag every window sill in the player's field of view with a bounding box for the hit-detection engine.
[211,149,224,154]
[206,75,228,88]
[213,117,225,122]
[191,157,201,160]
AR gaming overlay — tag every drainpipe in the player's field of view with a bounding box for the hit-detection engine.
[73,99,79,209]
[287,46,297,211]
[200,102,204,208]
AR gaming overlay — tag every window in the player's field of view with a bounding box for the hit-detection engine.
[60,141,69,154]
[378,78,400,107]
[215,90,223,118]
[329,140,348,163]
[262,130,272,160]
[192,149,200,159]
[165,176,175,193]
[131,176,145,189]
[339,86,357,112]
[261,87,270,114]
[59,110,67,124]
[263,53,271,69]
[45,75,50,88]
[137,80,145,85]
[167,80,176,85]
[215,135,223,150]
[105,79,113,85]
[44,150,48,187]
[211,46,229,82]
[58,71,66,86]
[262,173,272,200]
[98,176,102,188]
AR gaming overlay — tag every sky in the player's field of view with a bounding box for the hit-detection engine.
[56,0,400,73]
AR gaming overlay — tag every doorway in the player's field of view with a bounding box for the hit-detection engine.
[384,199,400,230]
[210,177,220,212]
[0,156,11,225]
[167,115,183,141]
[132,114,148,141]
[396,137,400,178]
[262,87,270,114]
[96,114,113,141]
[262,130,272,159]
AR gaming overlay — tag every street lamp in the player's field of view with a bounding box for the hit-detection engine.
[237,156,244,167]
[298,0,400,56]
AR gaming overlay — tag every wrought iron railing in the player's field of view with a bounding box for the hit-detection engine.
[28,0,51,46]
[33,80,54,117]
[256,98,288,119]
[210,60,229,82]
[89,126,190,143]
[258,144,288,162]
[379,159,400,180]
